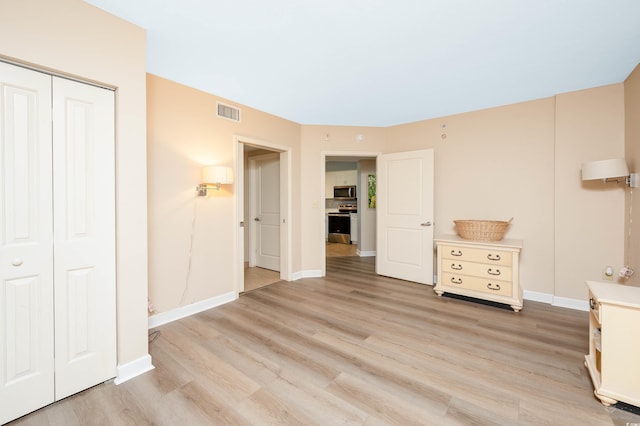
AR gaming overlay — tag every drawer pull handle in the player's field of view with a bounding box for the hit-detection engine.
[451,263,462,270]
[487,268,501,276]
[487,253,501,261]
[487,283,501,291]
[450,277,463,284]
[451,250,462,257]
[589,298,596,310]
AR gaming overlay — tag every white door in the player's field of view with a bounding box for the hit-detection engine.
[0,63,116,424]
[376,149,434,284]
[52,77,116,400]
[250,153,280,271]
[0,62,55,425]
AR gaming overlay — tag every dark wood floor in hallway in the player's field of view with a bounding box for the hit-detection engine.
[9,256,640,425]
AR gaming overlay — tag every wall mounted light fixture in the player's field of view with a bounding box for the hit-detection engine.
[197,165,233,196]
[581,158,638,281]
[581,158,639,188]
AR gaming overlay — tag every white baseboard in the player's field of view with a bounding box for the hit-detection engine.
[523,290,554,304]
[292,270,322,280]
[114,354,154,385]
[148,291,237,329]
[524,290,588,311]
[552,296,589,311]
[357,250,376,257]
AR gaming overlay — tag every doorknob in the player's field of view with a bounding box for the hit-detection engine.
[420,221,432,226]
[254,217,260,221]
[11,258,23,266]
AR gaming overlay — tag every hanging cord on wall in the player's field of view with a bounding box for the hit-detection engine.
[148,330,161,344]
[627,189,633,264]
[180,194,199,305]
[627,189,634,272]
[620,188,635,279]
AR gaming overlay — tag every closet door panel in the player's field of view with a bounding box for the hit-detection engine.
[52,77,116,400]
[0,62,54,425]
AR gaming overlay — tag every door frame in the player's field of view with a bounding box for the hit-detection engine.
[235,136,292,295]
[320,151,381,277]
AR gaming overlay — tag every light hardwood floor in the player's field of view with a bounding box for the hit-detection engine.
[243,263,280,292]
[243,243,357,293]
[9,256,640,425]
[326,242,358,257]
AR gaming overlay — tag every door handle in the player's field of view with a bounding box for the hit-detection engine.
[11,258,23,267]
[254,217,260,221]
[420,221,432,226]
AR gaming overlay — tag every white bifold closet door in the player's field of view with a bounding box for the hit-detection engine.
[0,61,116,424]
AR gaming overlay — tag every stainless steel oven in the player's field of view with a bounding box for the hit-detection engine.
[328,213,351,244]
[327,203,357,244]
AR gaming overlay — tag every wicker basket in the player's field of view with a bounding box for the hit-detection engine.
[454,218,513,241]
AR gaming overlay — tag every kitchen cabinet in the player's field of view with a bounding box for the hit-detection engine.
[325,170,358,198]
[584,280,640,407]
[434,235,523,311]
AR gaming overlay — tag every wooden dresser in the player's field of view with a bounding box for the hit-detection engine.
[434,235,523,311]
[585,280,640,407]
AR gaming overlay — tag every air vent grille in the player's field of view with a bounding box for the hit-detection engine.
[217,102,241,122]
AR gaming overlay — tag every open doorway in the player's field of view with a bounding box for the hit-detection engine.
[245,149,280,292]
[321,149,435,285]
[323,153,378,266]
[236,137,292,295]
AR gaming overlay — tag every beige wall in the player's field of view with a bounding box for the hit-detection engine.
[304,85,627,303]
[386,99,557,296]
[625,64,640,286]
[0,0,149,364]
[300,126,387,272]
[555,84,626,299]
[146,75,301,313]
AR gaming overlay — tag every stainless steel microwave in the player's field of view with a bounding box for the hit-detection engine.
[334,185,356,199]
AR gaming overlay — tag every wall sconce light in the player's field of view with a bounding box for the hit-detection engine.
[197,165,233,196]
[581,158,639,188]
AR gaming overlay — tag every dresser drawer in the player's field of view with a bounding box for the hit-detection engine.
[441,260,513,281]
[440,244,512,266]
[440,272,513,297]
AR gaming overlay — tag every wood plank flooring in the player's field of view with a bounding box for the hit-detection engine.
[326,242,358,257]
[243,243,357,293]
[9,256,640,425]
[243,263,280,292]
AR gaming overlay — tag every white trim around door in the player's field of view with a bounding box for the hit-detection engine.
[235,136,292,295]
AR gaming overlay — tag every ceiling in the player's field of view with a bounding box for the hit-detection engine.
[85,0,640,127]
